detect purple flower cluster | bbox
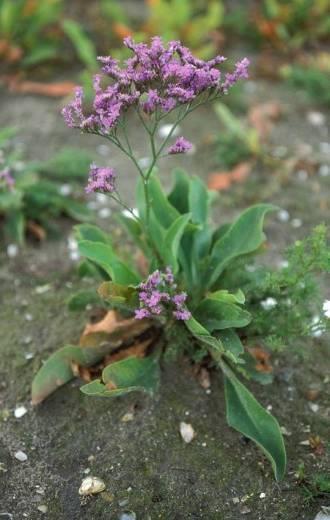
[0,167,15,190]
[135,267,191,321]
[168,137,192,155]
[85,164,116,194]
[62,36,249,134]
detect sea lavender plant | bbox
[33,37,294,481]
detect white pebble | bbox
[58,184,72,196]
[24,313,33,321]
[158,124,180,139]
[277,209,290,222]
[291,218,302,228]
[69,251,80,262]
[307,111,325,127]
[7,244,18,258]
[319,164,330,177]
[14,406,27,419]
[297,169,308,181]
[78,476,106,496]
[179,422,196,443]
[259,492,266,499]
[260,297,277,311]
[96,193,108,204]
[319,142,330,154]
[308,403,319,413]
[323,300,330,318]
[37,505,48,514]
[98,207,111,219]
[138,156,152,169]
[14,450,27,462]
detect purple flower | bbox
[168,137,192,155]
[85,164,116,194]
[62,37,249,135]
[0,167,15,189]
[135,267,191,321]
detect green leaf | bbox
[61,199,92,222]
[37,147,93,180]
[75,223,112,246]
[221,362,286,481]
[209,289,245,305]
[116,213,149,254]
[168,168,190,214]
[162,213,191,273]
[31,344,108,405]
[81,355,160,397]
[185,316,224,353]
[78,240,140,285]
[195,298,251,332]
[98,281,137,308]
[217,329,244,362]
[205,204,277,288]
[4,210,25,244]
[0,190,23,211]
[148,176,180,228]
[188,175,209,224]
[67,289,103,311]
[62,19,97,70]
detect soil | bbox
[0,69,329,519]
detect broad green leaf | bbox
[81,355,160,397]
[168,168,190,214]
[216,329,244,363]
[221,362,286,481]
[98,281,137,307]
[74,223,112,246]
[162,213,191,272]
[185,316,224,353]
[205,204,277,288]
[195,298,251,332]
[31,344,109,405]
[78,240,140,285]
[102,355,160,395]
[61,199,92,222]
[148,176,180,228]
[188,176,209,224]
[67,289,104,311]
[117,213,149,254]
[209,289,245,305]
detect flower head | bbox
[135,267,191,321]
[62,37,249,134]
[168,137,192,155]
[85,164,116,194]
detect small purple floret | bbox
[135,267,191,321]
[168,137,192,155]
[0,167,15,189]
[85,164,116,194]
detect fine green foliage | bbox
[281,64,330,106]
[0,132,93,244]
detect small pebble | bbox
[14,450,27,462]
[307,111,325,127]
[297,169,308,181]
[259,492,266,499]
[319,164,330,177]
[96,193,108,204]
[79,476,106,496]
[98,207,112,219]
[24,313,33,321]
[14,406,27,419]
[260,297,277,311]
[7,244,18,258]
[58,184,72,196]
[37,505,48,514]
[277,209,290,222]
[22,336,32,345]
[232,497,240,504]
[138,157,152,169]
[24,353,34,361]
[119,512,136,520]
[35,284,51,295]
[121,412,134,422]
[319,142,330,154]
[308,403,320,413]
[291,218,302,228]
[314,507,330,520]
[179,422,196,443]
[158,123,180,139]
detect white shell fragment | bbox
[14,450,28,462]
[78,476,106,496]
[179,422,196,443]
[314,507,330,520]
[14,406,27,419]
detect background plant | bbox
[0,130,93,244]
